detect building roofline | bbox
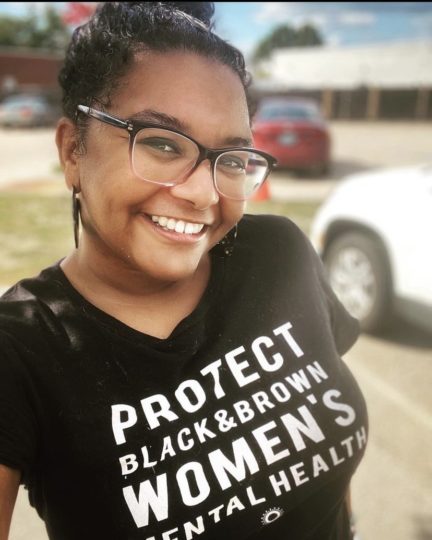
[253,38,432,90]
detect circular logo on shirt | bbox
[261,507,284,525]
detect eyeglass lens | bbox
[131,128,268,200]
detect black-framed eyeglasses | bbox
[77,105,277,201]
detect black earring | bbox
[72,187,81,248]
[218,225,238,257]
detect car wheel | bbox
[323,231,393,333]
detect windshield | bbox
[258,103,321,121]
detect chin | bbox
[122,230,216,283]
[136,252,207,284]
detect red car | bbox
[252,97,331,176]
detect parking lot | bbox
[269,120,432,202]
[2,121,432,540]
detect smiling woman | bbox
[0,3,367,540]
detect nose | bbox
[169,159,219,209]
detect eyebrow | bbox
[129,109,185,130]
[129,109,253,147]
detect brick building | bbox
[0,47,64,101]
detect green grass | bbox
[0,191,319,286]
[0,192,73,285]
[246,200,320,235]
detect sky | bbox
[214,2,432,58]
[0,1,432,59]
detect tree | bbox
[252,23,323,63]
[295,24,323,47]
[0,4,71,52]
[0,16,31,47]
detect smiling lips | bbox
[150,215,206,235]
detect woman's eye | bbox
[157,143,177,153]
[219,156,246,171]
[140,138,180,154]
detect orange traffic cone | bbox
[251,180,271,202]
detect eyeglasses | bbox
[77,105,277,201]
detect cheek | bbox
[79,128,131,186]
[77,162,128,233]
[220,200,246,228]
[78,148,131,208]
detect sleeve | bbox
[316,252,360,356]
[320,270,360,356]
[0,331,39,480]
[263,214,360,357]
[302,230,360,356]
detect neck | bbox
[60,246,212,338]
[60,243,211,305]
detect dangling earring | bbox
[218,225,238,257]
[72,187,81,248]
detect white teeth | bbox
[166,218,176,231]
[174,220,186,233]
[185,223,195,234]
[150,215,205,235]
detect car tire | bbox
[323,231,393,333]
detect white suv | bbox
[310,164,432,333]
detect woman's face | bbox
[69,51,252,284]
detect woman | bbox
[0,3,367,539]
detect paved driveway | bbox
[0,127,61,189]
[269,120,432,201]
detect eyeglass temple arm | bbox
[77,105,129,130]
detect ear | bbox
[55,117,81,192]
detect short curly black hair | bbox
[58,1,253,130]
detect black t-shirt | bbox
[0,214,367,540]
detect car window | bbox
[257,104,321,121]
[1,96,47,107]
[1,101,44,111]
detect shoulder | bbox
[239,213,300,234]
[237,213,317,263]
[0,262,64,335]
[236,214,360,353]
[238,213,308,245]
